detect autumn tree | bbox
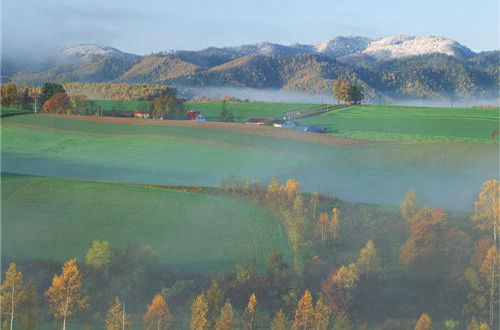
[1,83,19,106]
[310,191,320,219]
[43,92,71,114]
[106,297,131,330]
[215,300,233,330]
[479,246,499,326]
[45,259,87,330]
[144,293,172,330]
[467,318,491,330]
[356,240,380,277]
[85,240,112,269]
[271,310,288,330]
[415,313,432,330]
[322,264,359,314]
[332,78,364,105]
[19,281,38,330]
[332,312,353,330]
[293,195,304,217]
[293,290,314,330]
[191,294,208,330]
[313,297,330,330]
[206,281,224,328]
[330,208,340,240]
[266,177,282,203]
[285,178,300,202]
[401,189,419,223]
[472,180,499,245]
[245,293,257,330]
[317,213,329,241]
[0,263,25,330]
[40,82,65,104]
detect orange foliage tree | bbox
[43,92,71,114]
[285,178,300,202]
[472,180,500,245]
[292,290,314,330]
[45,259,87,330]
[415,313,432,330]
[144,293,172,330]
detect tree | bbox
[332,78,364,105]
[415,313,432,330]
[472,180,499,245]
[266,252,290,306]
[206,281,224,328]
[0,263,25,330]
[401,190,419,223]
[467,318,491,330]
[330,208,340,240]
[215,300,233,330]
[266,177,282,203]
[285,178,300,201]
[40,83,65,104]
[43,92,71,114]
[271,310,288,330]
[322,264,359,314]
[293,290,314,330]
[106,297,131,330]
[444,319,459,330]
[1,83,19,106]
[191,294,208,330]
[479,246,499,326]
[317,213,329,241]
[151,95,178,119]
[293,195,304,217]
[356,240,380,277]
[313,297,330,330]
[85,240,112,269]
[219,100,234,122]
[310,191,320,219]
[332,312,353,330]
[144,293,172,330]
[245,293,257,330]
[19,281,38,330]
[18,87,32,109]
[45,259,87,330]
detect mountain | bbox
[4,36,498,100]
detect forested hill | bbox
[3,36,499,100]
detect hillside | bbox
[4,35,499,99]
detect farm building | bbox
[246,118,273,125]
[273,119,299,128]
[116,111,150,118]
[185,110,206,122]
[295,125,328,133]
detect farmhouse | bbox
[246,118,273,125]
[272,119,299,128]
[295,125,328,133]
[185,110,206,122]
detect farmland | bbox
[1,114,498,210]
[1,173,291,272]
[299,104,500,143]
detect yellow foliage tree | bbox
[293,290,314,330]
[401,190,419,223]
[105,297,131,330]
[266,177,282,202]
[415,313,432,330]
[45,259,87,330]
[479,246,499,326]
[215,300,233,330]
[144,293,172,330]
[356,240,380,277]
[191,294,208,330]
[472,180,500,244]
[245,293,257,330]
[0,263,25,330]
[85,240,112,269]
[313,297,330,330]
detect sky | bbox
[1,0,499,59]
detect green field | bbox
[1,115,498,210]
[0,106,33,116]
[184,101,322,122]
[1,173,290,272]
[299,105,500,143]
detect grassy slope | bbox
[1,173,291,272]
[184,101,322,122]
[1,115,498,210]
[299,105,500,143]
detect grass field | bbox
[0,106,33,116]
[1,173,291,272]
[184,101,323,122]
[299,105,500,143]
[1,115,498,210]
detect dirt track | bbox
[24,114,379,146]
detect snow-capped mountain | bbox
[316,36,371,57]
[50,44,140,64]
[361,35,474,60]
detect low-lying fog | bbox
[179,85,499,107]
